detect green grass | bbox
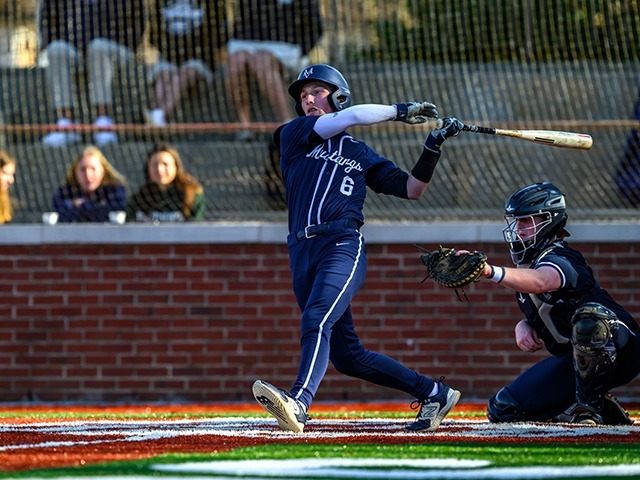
[2,443,640,478]
[0,411,253,421]
[0,408,491,421]
[159,443,640,466]
[2,407,640,479]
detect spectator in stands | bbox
[126,142,204,222]
[52,146,128,223]
[146,0,228,126]
[39,0,147,147]
[0,149,17,224]
[226,0,323,140]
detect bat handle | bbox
[434,119,496,135]
[461,124,496,135]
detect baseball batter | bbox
[252,64,462,433]
[471,182,640,424]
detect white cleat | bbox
[406,376,461,432]
[252,380,309,433]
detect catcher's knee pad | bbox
[487,387,525,423]
[571,313,617,407]
[572,314,612,350]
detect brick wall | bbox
[1,241,639,403]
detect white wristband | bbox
[488,265,505,284]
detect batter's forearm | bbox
[410,145,441,184]
[313,104,397,139]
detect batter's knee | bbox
[487,387,526,423]
[330,352,358,376]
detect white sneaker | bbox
[406,376,461,432]
[145,108,166,126]
[42,118,81,147]
[252,380,309,433]
[93,116,118,146]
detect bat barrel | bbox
[435,119,592,150]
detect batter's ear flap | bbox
[273,124,285,149]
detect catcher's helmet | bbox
[571,302,619,327]
[288,64,352,117]
[502,182,568,265]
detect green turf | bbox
[0,409,490,421]
[0,411,257,421]
[158,442,640,466]
[2,407,639,479]
[2,443,640,478]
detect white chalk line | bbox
[2,418,640,479]
[153,459,640,479]
[0,417,637,453]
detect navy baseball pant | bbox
[286,226,434,409]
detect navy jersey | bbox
[516,241,639,355]
[278,116,409,233]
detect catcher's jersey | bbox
[517,241,639,355]
[277,116,408,233]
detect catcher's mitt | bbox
[416,245,487,300]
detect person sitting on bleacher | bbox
[39,0,147,147]
[0,149,16,224]
[226,0,323,140]
[126,142,204,222]
[52,146,128,222]
[145,0,228,126]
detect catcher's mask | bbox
[571,302,619,328]
[288,64,352,117]
[502,182,569,265]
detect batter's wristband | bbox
[424,131,444,151]
[394,103,408,121]
[411,147,441,183]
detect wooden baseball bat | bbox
[435,119,593,150]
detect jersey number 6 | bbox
[340,176,354,196]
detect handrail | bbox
[0,120,637,135]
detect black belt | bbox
[294,219,360,241]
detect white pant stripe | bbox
[295,232,364,399]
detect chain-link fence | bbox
[0,1,638,222]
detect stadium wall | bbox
[1,222,639,404]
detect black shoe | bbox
[252,380,309,433]
[601,393,633,425]
[406,376,461,432]
[573,408,604,426]
[557,402,604,425]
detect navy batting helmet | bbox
[502,182,569,265]
[288,64,352,117]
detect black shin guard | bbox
[572,315,617,410]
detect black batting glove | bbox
[424,117,464,151]
[394,102,439,124]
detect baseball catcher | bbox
[443,182,640,425]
